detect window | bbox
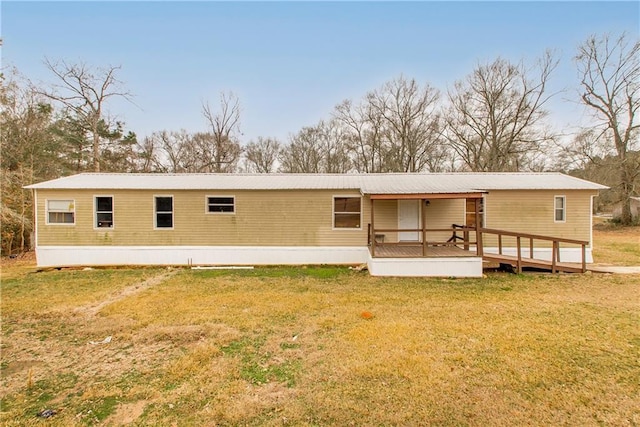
[155,196,173,228]
[334,196,361,229]
[47,200,75,225]
[95,196,113,228]
[207,196,235,213]
[554,196,566,222]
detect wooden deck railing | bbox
[478,227,588,273]
[368,224,479,258]
[368,223,589,273]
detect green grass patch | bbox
[75,395,120,424]
[191,265,353,279]
[222,337,301,387]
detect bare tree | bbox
[278,120,351,173]
[134,135,163,172]
[560,130,640,213]
[137,130,194,172]
[202,92,243,173]
[279,126,324,173]
[316,119,352,173]
[333,98,387,172]
[369,75,443,172]
[576,33,640,224]
[443,53,558,172]
[244,137,281,173]
[38,59,132,172]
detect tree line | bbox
[1,32,638,254]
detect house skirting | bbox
[367,255,483,277]
[482,247,594,263]
[34,246,370,268]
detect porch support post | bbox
[370,198,376,257]
[475,197,483,256]
[421,199,427,257]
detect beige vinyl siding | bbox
[35,188,596,249]
[484,190,595,247]
[425,199,465,243]
[371,200,398,243]
[370,199,464,243]
[36,189,370,247]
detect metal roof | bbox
[25,172,608,193]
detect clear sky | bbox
[2,1,639,144]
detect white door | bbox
[398,200,420,241]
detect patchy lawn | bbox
[1,263,638,426]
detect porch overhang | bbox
[368,191,486,262]
[368,192,485,200]
[369,192,485,200]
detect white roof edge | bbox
[24,172,610,192]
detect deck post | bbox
[581,244,586,273]
[551,241,557,273]
[371,198,376,257]
[475,198,483,256]
[516,236,522,273]
[529,238,534,259]
[422,199,427,257]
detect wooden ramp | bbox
[478,228,588,274]
[368,225,590,274]
[482,253,586,273]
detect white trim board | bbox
[34,245,370,268]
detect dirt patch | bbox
[105,400,148,425]
[224,382,296,422]
[1,270,180,398]
[589,266,640,274]
[137,323,242,347]
[1,359,43,376]
[1,250,36,263]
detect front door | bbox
[398,200,420,241]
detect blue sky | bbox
[2,1,639,144]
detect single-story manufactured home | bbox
[26,172,607,277]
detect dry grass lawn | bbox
[592,225,640,265]
[1,229,639,426]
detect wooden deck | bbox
[368,226,590,274]
[371,244,475,258]
[373,246,585,273]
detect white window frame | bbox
[45,199,75,226]
[332,195,362,230]
[154,195,174,230]
[205,195,236,215]
[94,195,114,229]
[554,195,566,223]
